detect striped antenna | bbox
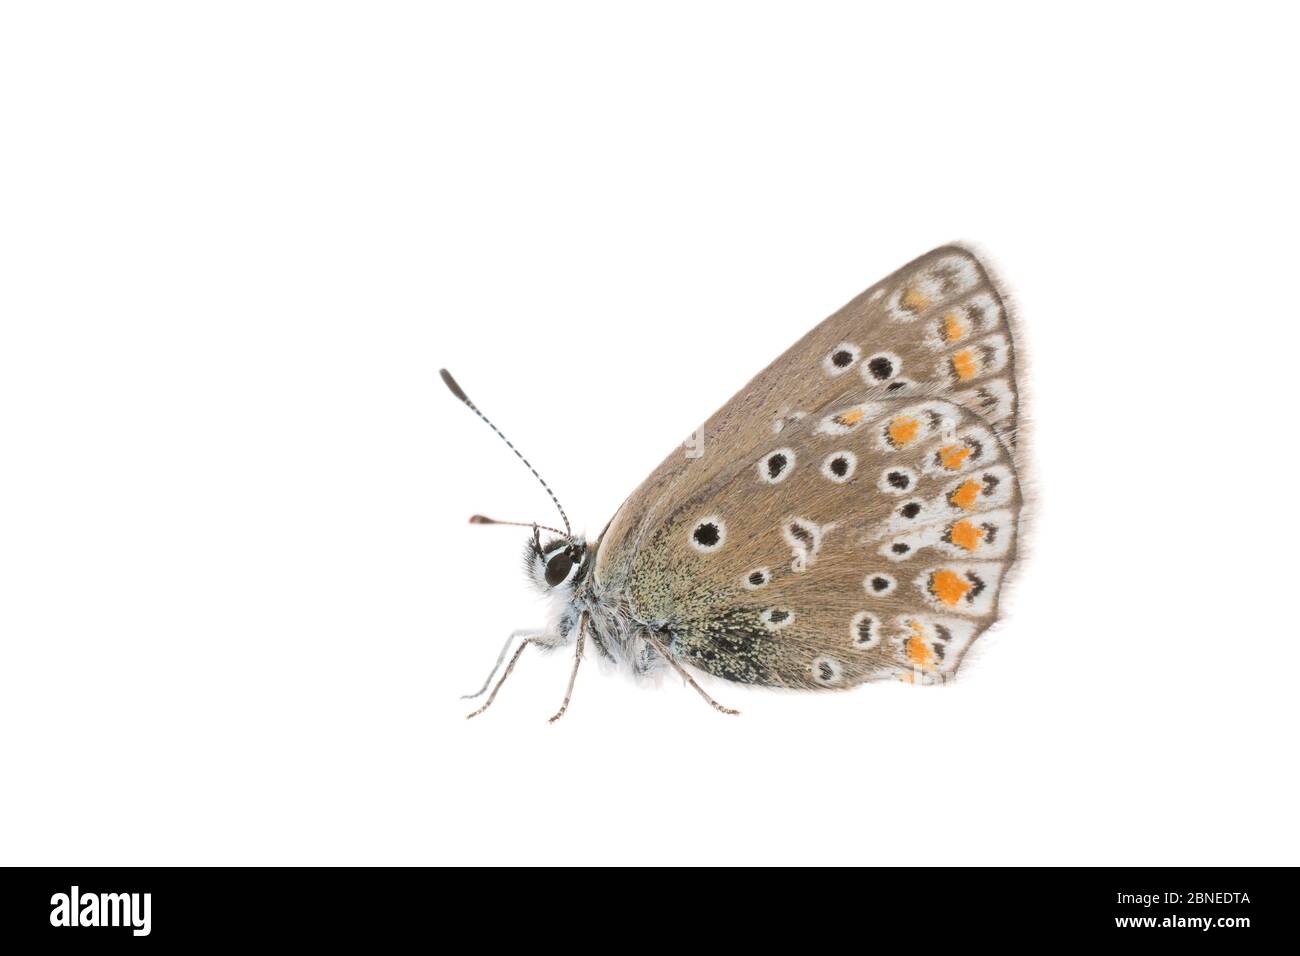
[439,368,572,537]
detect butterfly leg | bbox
[465,636,552,720]
[547,613,588,724]
[461,629,546,699]
[643,633,740,716]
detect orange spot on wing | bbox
[948,519,985,551]
[900,287,931,313]
[951,349,978,381]
[887,416,920,446]
[835,407,865,427]
[941,312,967,342]
[930,569,971,606]
[906,638,934,669]
[949,479,981,509]
[939,444,972,470]
[905,620,934,669]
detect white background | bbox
[2,3,1297,866]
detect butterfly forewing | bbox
[593,246,1022,688]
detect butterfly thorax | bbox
[565,553,668,676]
[521,528,660,675]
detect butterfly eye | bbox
[544,550,575,587]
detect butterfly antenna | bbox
[469,515,567,537]
[439,368,572,537]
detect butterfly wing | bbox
[593,246,1022,687]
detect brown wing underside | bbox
[592,246,1022,688]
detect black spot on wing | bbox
[788,521,814,547]
[693,522,720,547]
[867,356,893,379]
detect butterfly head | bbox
[524,527,588,593]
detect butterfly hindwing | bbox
[618,396,1020,687]
[591,246,1022,688]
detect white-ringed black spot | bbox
[810,655,844,686]
[878,466,917,495]
[863,351,904,385]
[822,342,861,376]
[900,501,922,519]
[862,351,901,384]
[761,607,795,630]
[690,516,726,552]
[820,450,857,483]
[758,447,796,484]
[782,515,826,572]
[864,573,896,595]
[787,521,813,547]
[743,567,771,590]
[850,611,880,647]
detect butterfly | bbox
[443,245,1023,720]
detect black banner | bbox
[0,867,1289,945]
